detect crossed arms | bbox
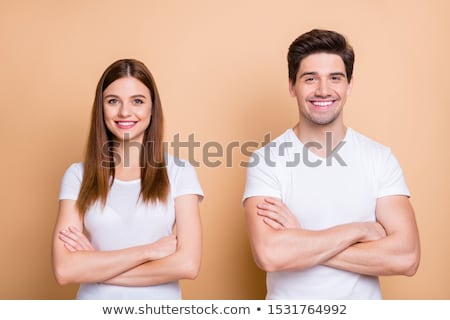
[52,194,202,286]
[244,195,420,276]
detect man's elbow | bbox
[402,250,420,276]
[252,247,287,273]
[54,274,68,286]
[254,255,276,272]
[393,249,420,277]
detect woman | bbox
[52,59,203,299]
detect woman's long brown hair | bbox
[76,59,169,215]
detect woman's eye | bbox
[107,98,118,104]
[133,99,144,104]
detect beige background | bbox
[0,0,449,299]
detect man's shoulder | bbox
[253,129,294,155]
[348,128,391,154]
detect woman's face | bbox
[102,77,152,143]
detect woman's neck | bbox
[114,140,142,172]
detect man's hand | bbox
[257,198,301,230]
[360,221,387,242]
[256,198,386,243]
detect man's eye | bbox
[305,77,316,83]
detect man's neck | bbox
[293,121,347,158]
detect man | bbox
[243,29,420,299]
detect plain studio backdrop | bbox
[0,0,449,299]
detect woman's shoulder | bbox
[165,153,194,170]
[165,154,203,198]
[59,162,84,199]
[165,153,200,183]
[62,162,84,179]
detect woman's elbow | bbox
[53,258,82,285]
[184,267,200,280]
[180,256,201,280]
[53,266,73,286]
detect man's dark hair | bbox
[288,29,354,84]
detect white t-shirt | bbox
[59,154,204,300]
[243,128,410,299]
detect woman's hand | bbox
[59,225,177,261]
[59,225,95,252]
[145,235,177,261]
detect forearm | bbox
[54,244,149,285]
[255,222,369,272]
[104,249,200,286]
[324,196,421,277]
[323,235,420,276]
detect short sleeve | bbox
[59,163,83,200]
[242,149,282,204]
[172,161,204,200]
[377,150,410,198]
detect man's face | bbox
[289,53,352,127]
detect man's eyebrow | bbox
[299,71,318,78]
[298,71,347,78]
[330,72,346,77]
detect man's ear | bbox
[347,76,354,95]
[288,79,296,97]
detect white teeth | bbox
[117,122,135,125]
[312,101,333,107]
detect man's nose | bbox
[315,79,331,96]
